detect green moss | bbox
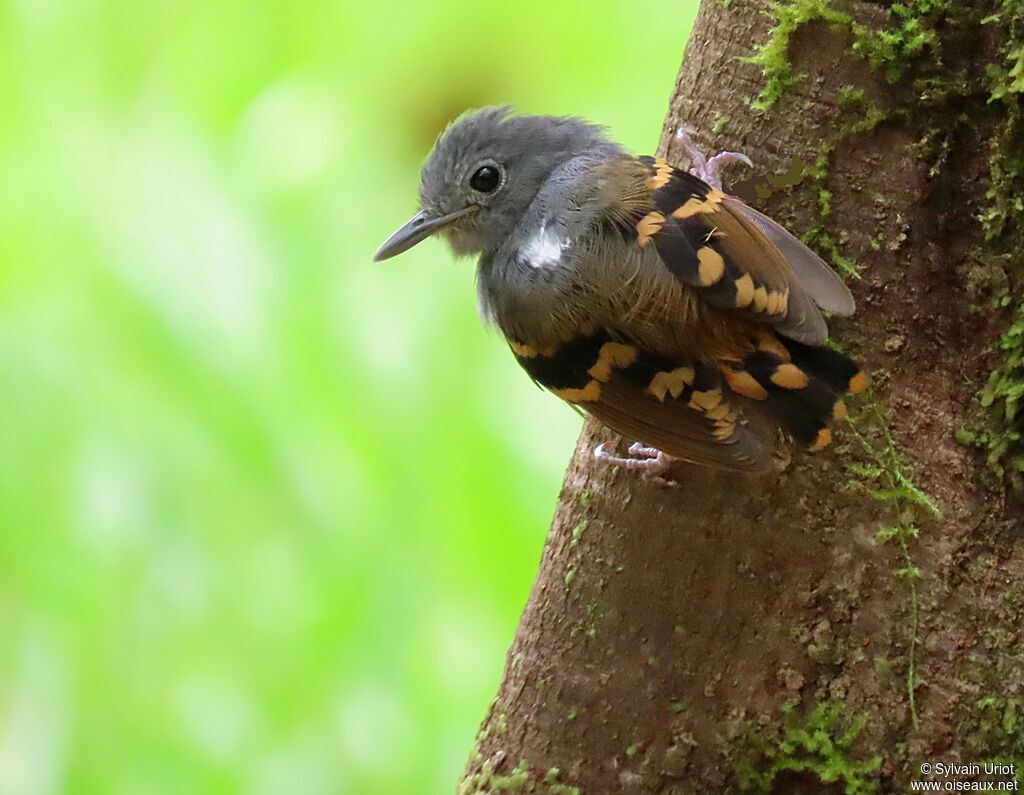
[734,702,881,793]
[566,705,578,720]
[747,0,952,112]
[543,767,580,795]
[800,86,887,279]
[981,0,1024,243]
[569,520,588,547]
[958,302,1024,490]
[960,696,1024,784]
[461,759,583,794]
[458,759,531,795]
[744,0,855,112]
[954,0,1024,488]
[850,1,946,84]
[846,399,941,730]
[492,760,531,792]
[564,568,576,587]
[582,600,605,638]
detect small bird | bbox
[375,107,864,473]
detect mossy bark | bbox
[461,0,1024,792]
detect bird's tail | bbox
[718,336,865,451]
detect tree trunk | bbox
[461,1,1024,792]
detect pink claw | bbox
[593,442,673,476]
[675,128,753,190]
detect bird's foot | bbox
[675,127,753,191]
[593,441,673,476]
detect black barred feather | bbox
[739,350,839,447]
[506,332,773,472]
[783,339,864,395]
[637,158,852,346]
[513,334,608,392]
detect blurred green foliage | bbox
[0,1,697,792]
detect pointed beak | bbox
[373,205,479,262]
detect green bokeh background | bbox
[0,2,699,792]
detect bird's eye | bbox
[470,165,501,193]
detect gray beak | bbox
[373,206,478,261]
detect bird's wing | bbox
[508,333,771,472]
[630,156,855,345]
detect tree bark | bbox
[461,1,1024,792]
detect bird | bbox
[374,106,864,474]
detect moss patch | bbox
[959,695,1024,784]
[460,757,584,794]
[744,0,856,112]
[955,0,1024,489]
[734,702,882,793]
[747,0,950,113]
[958,305,1024,490]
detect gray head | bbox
[374,106,618,261]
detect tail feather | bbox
[719,336,864,451]
[783,338,864,396]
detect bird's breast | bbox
[477,234,587,345]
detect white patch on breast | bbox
[520,223,569,269]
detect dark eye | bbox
[470,165,501,193]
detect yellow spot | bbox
[755,333,790,360]
[697,247,725,286]
[646,157,673,190]
[672,196,714,219]
[509,340,558,357]
[770,363,809,389]
[848,372,867,394]
[713,421,736,440]
[832,400,848,421]
[588,343,637,381]
[689,388,722,411]
[646,367,695,401]
[766,290,788,315]
[752,286,769,312]
[636,211,665,247]
[509,340,538,357]
[734,273,755,307]
[721,366,767,400]
[809,428,832,451]
[554,381,601,402]
[705,402,732,420]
